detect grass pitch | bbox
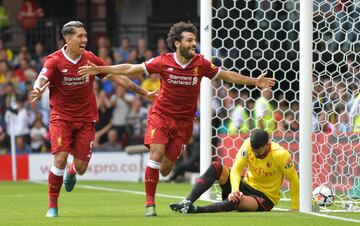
[0,181,359,226]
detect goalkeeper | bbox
[170,129,299,213]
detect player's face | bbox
[66,27,88,56]
[252,141,270,158]
[178,32,197,60]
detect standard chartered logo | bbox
[62,76,89,86]
[167,74,198,86]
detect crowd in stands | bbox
[0,35,358,157]
[0,35,166,154]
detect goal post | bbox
[199,0,213,201]
[200,0,360,212]
[299,0,313,212]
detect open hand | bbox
[31,82,50,103]
[78,61,100,77]
[255,71,276,89]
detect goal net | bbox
[207,0,360,211]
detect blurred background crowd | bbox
[0,0,359,182]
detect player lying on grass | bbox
[170,129,299,213]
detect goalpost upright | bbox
[299,0,313,212]
[199,0,213,200]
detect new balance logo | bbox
[167,67,174,71]
[61,69,68,73]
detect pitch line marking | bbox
[31,181,360,223]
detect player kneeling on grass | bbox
[170,129,299,213]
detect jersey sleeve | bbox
[278,150,300,210]
[141,55,162,77]
[201,56,221,80]
[89,52,109,79]
[39,56,57,81]
[230,139,249,192]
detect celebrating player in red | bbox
[78,21,276,217]
[31,21,157,218]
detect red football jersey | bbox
[39,46,108,122]
[142,53,221,120]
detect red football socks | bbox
[144,160,160,207]
[48,171,63,208]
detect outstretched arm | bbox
[31,76,49,103]
[79,61,145,77]
[218,70,276,89]
[107,75,158,102]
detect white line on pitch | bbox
[31,181,360,223]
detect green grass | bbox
[0,181,359,226]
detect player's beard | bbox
[179,45,194,60]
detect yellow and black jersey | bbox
[230,138,299,210]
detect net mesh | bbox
[209,0,360,211]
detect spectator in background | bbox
[96,36,111,53]
[110,85,133,148]
[0,82,16,116]
[96,37,114,95]
[4,94,33,144]
[332,110,352,133]
[29,93,49,127]
[15,59,37,82]
[274,99,288,132]
[313,111,332,133]
[254,88,276,132]
[15,135,31,153]
[0,1,10,42]
[137,37,148,63]
[98,46,111,63]
[153,37,167,56]
[0,40,13,62]
[12,45,31,68]
[30,42,46,73]
[99,129,122,151]
[113,36,130,63]
[229,98,250,134]
[94,81,113,146]
[127,96,147,144]
[30,118,48,152]
[0,125,10,154]
[141,74,160,92]
[144,49,154,61]
[0,60,13,85]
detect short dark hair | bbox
[250,129,269,149]
[62,21,85,38]
[167,21,198,51]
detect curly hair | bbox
[166,21,198,51]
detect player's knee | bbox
[149,150,163,162]
[53,158,67,169]
[74,165,87,175]
[160,167,171,176]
